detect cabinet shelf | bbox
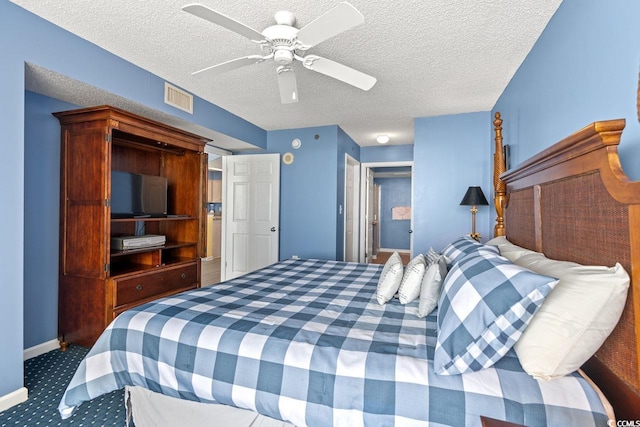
[110,241,196,257]
[111,216,196,223]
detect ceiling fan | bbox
[182,2,377,104]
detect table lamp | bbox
[460,186,489,241]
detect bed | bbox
[58,114,640,426]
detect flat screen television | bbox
[111,171,168,218]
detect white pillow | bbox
[513,253,630,380]
[375,252,404,305]
[425,247,440,264]
[485,236,539,262]
[417,256,448,317]
[397,254,426,304]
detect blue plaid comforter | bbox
[59,259,608,426]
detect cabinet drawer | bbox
[114,264,198,307]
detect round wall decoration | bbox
[283,152,294,165]
[292,138,302,149]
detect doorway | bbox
[201,145,230,286]
[359,161,413,264]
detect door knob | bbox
[271,227,277,232]
[408,229,413,233]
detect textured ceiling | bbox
[11,0,562,149]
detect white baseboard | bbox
[23,339,59,361]
[379,248,411,254]
[0,387,28,412]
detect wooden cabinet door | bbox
[60,125,110,279]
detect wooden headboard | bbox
[491,113,640,419]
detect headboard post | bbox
[493,112,506,237]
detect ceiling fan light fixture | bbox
[277,65,298,104]
[274,49,293,65]
[376,135,390,144]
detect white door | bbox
[344,155,360,262]
[222,154,280,280]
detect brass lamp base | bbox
[469,205,481,241]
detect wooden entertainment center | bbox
[54,105,209,348]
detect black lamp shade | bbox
[460,186,489,206]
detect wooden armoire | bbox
[54,105,209,347]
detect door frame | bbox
[343,154,360,262]
[359,161,414,263]
[204,145,229,263]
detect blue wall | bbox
[23,92,79,348]
[413,112,492,253]
[266,126,340,260]
[360,144,413,163]
[375,177,411,250]
[494,0,640,179]
[208,171,222,180]
[0,1,26,397]
[265,126,361,261]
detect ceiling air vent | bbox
[164,82,193,114]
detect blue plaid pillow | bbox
[441,236,499,265]
[434,251,558,375]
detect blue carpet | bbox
[0,345,127,426]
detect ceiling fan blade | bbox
[295,2,364,49]
[192,55,266,77]
[277,66,298,104]
[182,4,266,43]
[302,55,376,91]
